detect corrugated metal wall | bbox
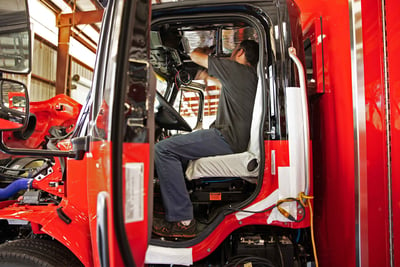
[11,36,95,102]
[71,59,93,82]
[30,38,57,101]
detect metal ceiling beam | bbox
[55,25,72,95]
[55,10,103,95]
[40,0,102,45]
[62,0,102,32]
[71,29,98,53]
[57,10,104,28]
[39,0,62,13]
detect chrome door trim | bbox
[97,191,110,267]
[349,1,369,266]
[381,0,394,264]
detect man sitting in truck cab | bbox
[153,40,259,238]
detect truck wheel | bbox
[0,239,83,267]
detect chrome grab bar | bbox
[288,47,311,195]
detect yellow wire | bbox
[299,192,318,267]
[275,193,318,266]
[154,72,166,82]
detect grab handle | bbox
[288,47,310,195]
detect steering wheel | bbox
[155,91,192,132]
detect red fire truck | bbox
[0,0,398,266]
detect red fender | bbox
[0,199,93,267]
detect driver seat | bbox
[185,77,263,183]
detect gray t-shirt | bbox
[208,56,258,153]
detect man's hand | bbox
[190,47,210,68]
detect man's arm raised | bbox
[190,47,210,68]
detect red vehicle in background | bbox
[0,0,398,266]
[2,94,81,150]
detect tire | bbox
[0,239,83,267]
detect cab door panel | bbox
[86,0,152,266]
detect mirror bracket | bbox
[71,136,91,160]
[0,132,77,158]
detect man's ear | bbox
[237,48,245,57]
[236,48,248,64]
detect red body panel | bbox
[0,119,23,130]
[86,141,151,267]
[361,0,390,265]
[296,0,397,265]
[295,0,356,266]
[123,143,151,267]
[31,157,65,197]
[85,141,119,267]
[0,200,92,266]
[191,140,311,262]
[302,18,330,94]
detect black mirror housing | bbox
[0,0,32,74]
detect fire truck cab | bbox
[0,0,315,266]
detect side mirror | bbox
[0,0,32,74]
[0,78,77,159]
[0,78,29,131]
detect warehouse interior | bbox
[4,0,102,103]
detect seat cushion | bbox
[185,151,259,182]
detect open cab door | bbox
[0,0,154,265]
[80,0,154,266]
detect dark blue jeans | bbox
[154,128,233,222]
